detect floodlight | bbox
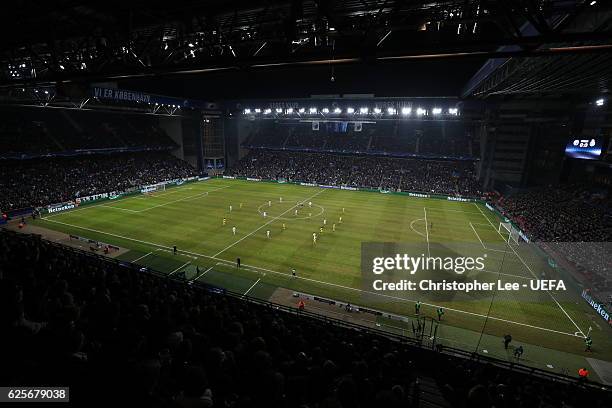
[416,108,426,115]
[309,107,317,114]
[374,107,382,114]
[347,107,355,114]
[387,107,396,115]
[448,108,458,115]
[286,108,293,114]
[595,98,604,106]
[359,107,368,114]
[401,107,411,115]
[432,107,442,115]
[322,108,329,113]
[254,108,261,113]
[244,109,251,114]
[276,108,283,113]
[264,108,272,114]
[334,107,342,114]
[299,108,305,113]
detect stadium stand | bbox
[0,106,177,156]
[495,185,612,242]
[494,185,612,302]
[229,150,482,197]
[0,152,197,213]
[1,230,610,407]
[242,121,478,159]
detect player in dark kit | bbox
[236,257,241,268]
[514,345,524,360]
[173,245,177,255]
[504,334,512,350]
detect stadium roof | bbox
[1,1,611,99]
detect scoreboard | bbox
[565,137,603,160]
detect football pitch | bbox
[33,178,612,379]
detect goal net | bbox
[141,182,166,195]
[498,222,521,246]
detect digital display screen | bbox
[565,138,602,160]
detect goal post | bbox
[141,182,166,195]
[498,222,520,246]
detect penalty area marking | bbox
[43,184,231,219]
[473,203,586,338]
[40,216,582,339]
[469,222,507,253]
[409,218,426,238]
[257,201,325,220]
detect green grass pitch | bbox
[33,178,612,380]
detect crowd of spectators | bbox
[0,106,177,156]
[229,150,482,197]
[243,121,477,159]
[495,185,612,299]
[495,184,612,242]
[0,152,197,212]
[2,230,609,407]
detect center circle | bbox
[257,201,325,220]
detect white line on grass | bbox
[473,203,586,338]
[409,218,426,238]
[212,188,325,258]
[43,184,231,219]
[470,222,486,249]
[132,251,153,262]
[468,222,507,253]
[138,185,231,212]
[191,265,216,281]
[425,207,482,215]
[471,222,495,227]
[212,259,580,337]
[100,205,140,213]
[168,261,191,276]
[423,207,431,257]
[242,278,261,297]
[40,216,581,338]
[146,187,194,198]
